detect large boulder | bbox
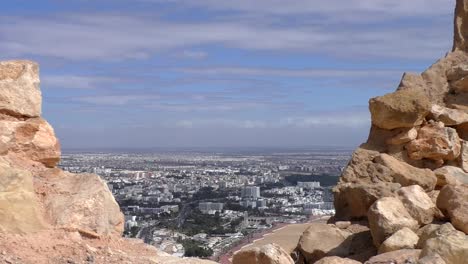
[397,185,437,225]
[367,197,419,247]
[374,154,437,191]
[334,182,400,220]
[296,224,351,263]
[232,244,294,264]
[406,122,461,162]
[369,89,430,130]
[365,249,421,264]
[378,227,419,254]
[420,224,468,264]
[436,184,468,234]
[42,170,124,236]
[0,118,60,167]
[0,60,41,118]
[433,166,468,187]
[430,104,468,126]
[0,160,46,233]
[418,254,447,264]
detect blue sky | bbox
[0,0,455,148]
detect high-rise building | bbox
[241,186,261,199]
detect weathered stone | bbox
[0,60,41,118]
[460,140,468,172]
[365,249,421,264]
[418,253,446,264]
[430,104,468,125]
[369,89,430,130]
[420,224,468,264]
[0,118,60,167]
[367,197,419,247]
[232,243,294,264]
[417,224,443,249]
[433,166,468,187]
[334,221,352,229]
[454,0,468,51]
[374,154,437,191]
[378,227,419,254]
[406,122,461,161]
[436,184,468,234]
[0,160,46,233]
[334,182,400,220]
[386,128,418,145]
[43,170,124,236]
[297,224,351,263]
[397,185,437,225]
[314,256,361,264]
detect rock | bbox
[0,118,61,167]
[433,166,468,187]
[417,224,443,249]
[334,221,352,229]
[0,161,46,233]
[406,122,461,162]
[378,227,419,254]
[0,60,41,118]
[420,224,468,264]
[334,182,400,220]
[296,224,351,263]
[367,197,419,247]
[460,141,468,172]
[386,128,418,145]
[314,256,361,264]
[436,184,468,234]
[232,243,294,264]
[369,89,430,130]
[397,185,437,225]
[43,171,124,236]
[374,154,437,191]
[417,253,446,264]
[430,104,468,125]
[365,249,421,264]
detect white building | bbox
[241,186,261,199]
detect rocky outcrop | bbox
[0,60,216,264]
[419,223,468,264]
[232,244,294,264]
[365,249,421,264]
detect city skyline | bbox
[0,0,455,148]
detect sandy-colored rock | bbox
[0,118,60,167]
[418,253,446,264]
[314,256,361,264]
[378,227,419,254]
[406,122,461,162]
[374,154,437,191]
[367,197,419,247]
[232,243,294,264]
[334,182,400,220]
[433,166,468,187]
[334,221,352,229]
[365,249,421,264]
[43,170,124,236]
[430,104,468,125]
[386,128,418,146]
[417,224,443,249]
[460,140,468,172]
[397,185,437,225]
[420,224,468,264]
[0,60,41,118]
[369,89,430,130]
[0,160,46,233]
[436,184,468,234]
[297,224,351,263]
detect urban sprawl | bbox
[60,149,351,261]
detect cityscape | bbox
[59,148,351,261]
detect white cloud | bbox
[42,75,118,89]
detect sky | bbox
[0,0,456,149]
